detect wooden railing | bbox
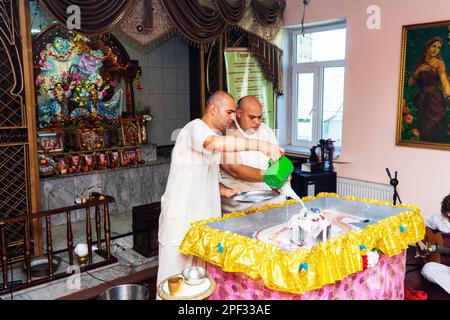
[0,195,118,293]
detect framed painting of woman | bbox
[397,20,450,150]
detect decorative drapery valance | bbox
[161,0,284,93]
[38,0,285,93]
[161,0,227,44]
[250,0,285,27]
[38,0,138,35]
[161,0,284,47]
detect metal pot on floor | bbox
[97,284,149,300]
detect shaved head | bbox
[203,90,237,133]
[236,95,263,132]
[206,90,235,111]
[238,95,262,112]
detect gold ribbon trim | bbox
[180,193,425,294]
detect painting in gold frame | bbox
[120,148,141,165]
[77,128,105,150]
[121,118,141,146]
[37,130,64,153]
[396,20,450,151]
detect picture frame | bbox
[121,118,141,146]
[77,128,105,150]
[108,150,120,168]
[54,156,69,175]
[37,131,64,153]
[97,152,109,169]
[397,20,450,150]
[84,154,94,168]
[69,155,83,173]
[38,154,56,176]
[120,148,141,165]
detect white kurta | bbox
[157,119,221,292]
[424,214,450,233]
[421,214,450,294]
[220,122,300,213]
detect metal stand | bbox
[386,168,402,205]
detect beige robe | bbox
[157,119,221,293]
[220,122,300,213]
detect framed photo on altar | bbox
[77,128,105,150]
[397,20,450,151]
[54,156,69,175]
[69,155,83,173]
[120,148,141,165]
[97,152,109,169]
[121,119,141,146]
[108,150,120,168]
[37,131,63,153]
[84,154,94,168]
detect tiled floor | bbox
[0,211,160,300]
[49,210,134,252]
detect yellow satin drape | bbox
[180,193,425,294]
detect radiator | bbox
[337,177,393,202]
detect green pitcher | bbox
[263,156,294,189]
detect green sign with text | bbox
[224,48,275,128]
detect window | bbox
[291,23,346,150]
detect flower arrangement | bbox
[137,106,153,124]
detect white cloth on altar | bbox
[220,122,300,213]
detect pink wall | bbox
[284,0,450,216]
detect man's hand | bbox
[264,142,285,163]
[224,187,241,199]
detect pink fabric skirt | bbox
[208,251,406,300]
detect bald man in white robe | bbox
[220,95,300,213]
[156,91,284,297]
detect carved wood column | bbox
[18,0,42,255]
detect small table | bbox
[157,275,216,300]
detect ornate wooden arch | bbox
[32,24,141,117]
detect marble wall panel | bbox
[140,143,157,162]
[152,164,170,202]
[40,163,170,226]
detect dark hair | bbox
[415,36,444,70]
[442,194,450,216]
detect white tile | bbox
[176,94,190,120]
[147,94,164,116]
[164,119,181,145]
[176,43,189,70]
[163,94,177,120]
[148,67,163,95]
[176,68,190,94]
[177,119,189,129]
[162,68,177,94]
[162,42,177,68]
[147,120,165,145]
[147,46,163,67]
[148,95,164,119]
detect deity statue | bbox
[52,82,69,115]
[88,83,100,114]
